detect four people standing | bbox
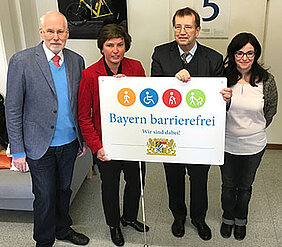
[4,6,278,247]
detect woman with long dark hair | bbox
[220,32,278,240]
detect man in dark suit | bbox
[5,11,89,247]
[151,7,232,241]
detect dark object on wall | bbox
[58,0,127,39]
[0,94,9,150]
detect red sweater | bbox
[78,57,145,154]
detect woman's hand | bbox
[220,88,232,102]
[175,69,191,83]
[97,148,111,162]
[77,142,87,157]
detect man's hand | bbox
[13,156,27,172]
[77,142,87,157]
[220,88,232,102]
[97,148,111,162]
[175,69,191,83]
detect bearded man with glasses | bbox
[5,11,89,247]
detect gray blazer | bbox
[5,42,85,160]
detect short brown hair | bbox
[97,24,132,53]
[172,7,201,28]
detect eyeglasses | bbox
[43,29,67,38]
[234,50,255,59]
[174,25,195,33]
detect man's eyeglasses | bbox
[174,25,195,33]
[234,51,255,59]
[43,29,67,38]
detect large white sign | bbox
[194,0,230,38]
[99,77,226,165]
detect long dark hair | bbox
[224,32,269,87]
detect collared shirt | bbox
[178,42,198,64]
[12,43,68,159]
[42,42,64,66]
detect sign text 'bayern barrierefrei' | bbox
[99,77,226,165]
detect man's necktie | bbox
[181,53,189,65]
[52,55,60,67]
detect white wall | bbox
[2,0,269,74]
[0,24,8,96]
[0,1,16,62]
[263,0,282,144]
[0,0,16,96]
[1,0,281,143]
[7,0,26,52]
[35,0,171,71]
[20,0,41,48]
[126,0,170,74]
[169,0,267,58]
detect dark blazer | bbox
[5,42,85,159]
[151,40,223,77]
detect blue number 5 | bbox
[202,0,219,22]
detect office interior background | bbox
[0,0,281,145]
[0,0,281,246]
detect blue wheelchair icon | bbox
[140,88,158,107]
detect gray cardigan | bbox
[263,73,278,127]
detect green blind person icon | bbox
[186,89,206,108]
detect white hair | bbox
[40,11,68,29]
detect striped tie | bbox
[181,53,189,64]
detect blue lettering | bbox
[201,118,205,126]
[117,116,122,124]
[151,114,157,124]
[178,118,184,125]
[129,117,134,124]
[110,113,116,123]
[110,113,147,126]
[196,115,201,125]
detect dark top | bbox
[103,56,122,76]
[151,41,224,77]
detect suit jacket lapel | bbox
[35,43,56,95]
[169,41,183,74]
[195,43,209,76]
[63,49,73,102]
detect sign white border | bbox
[99,77,226,165]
